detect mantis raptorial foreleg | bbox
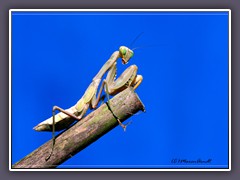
[34,46,143,161]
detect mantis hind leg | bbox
[45,104,89,161]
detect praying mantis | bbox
[33,46,143,161]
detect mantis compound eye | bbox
[119,46,127,56]
[121,47,127,55]
[119,46,134,64]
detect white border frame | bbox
[9,9,231,171]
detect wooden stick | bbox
[12,88,145,169]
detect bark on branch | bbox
[12,87,145,169]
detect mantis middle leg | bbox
[104,63,143,130]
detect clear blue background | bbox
[11,11,229,168]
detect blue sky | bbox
[11,11,229,169]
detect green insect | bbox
[34,46,143,161]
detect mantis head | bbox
[119,46,134,64]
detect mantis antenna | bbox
[129,32,144,49]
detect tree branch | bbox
[12,87,145,169]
